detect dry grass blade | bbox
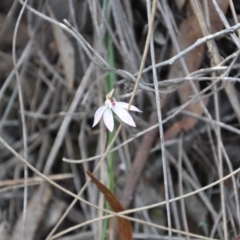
[1,0,240,239]
[0,173,72,188]
[46,3,75,91]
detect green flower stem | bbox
[101,1,115,239]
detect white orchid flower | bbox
[92,89,142,132]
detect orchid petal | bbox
[92,106,107,127]
[112,106,136,127]
[115,102,142,112]
[103,108,114,132]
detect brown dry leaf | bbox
[168,0,229,132]
[168,14,207,132]
[47,5,75,91]
[11,186,52,240]
[87,171,133,240]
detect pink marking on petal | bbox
[110,97,116,107]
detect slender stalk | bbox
[101,0,116,238]
[147,0,172,238]
[12,1,28,239]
